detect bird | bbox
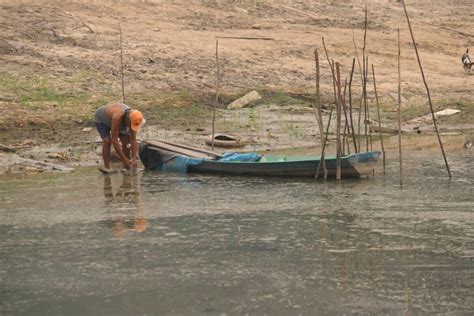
[462,48,472,72]
[463,138,472,150]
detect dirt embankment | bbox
[0,0,473,173]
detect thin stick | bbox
[362,5,368,60]
[397,29,403,187]
[341,78,349,155]
[321,39,340,164]
[362,5,369,152]
[212,39,220,150]
[322,38,337,91]
[366,56,373,151]
[348,58,358,153]
[401,0,451,178]
[417,20,474,38]
[357,95,363,152]
[215,36,275,41]
[315,108,334,179]
[119,24,125,103]
[313,49,327,179]
[335,62,342,180]
[351,27,364,89]
[352,28,364,151]
[371,64,386,174]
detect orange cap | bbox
[130,110,144,132]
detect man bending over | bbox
[94,103,144,172]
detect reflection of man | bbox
[103,173,148,237]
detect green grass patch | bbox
[143,102,211,129]
[434,98,474,127]
[254,88,315,107]
[0,73,90,110]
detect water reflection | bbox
[0,155,473,314]
[103,173,148,237]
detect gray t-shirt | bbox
[94,103,130,134]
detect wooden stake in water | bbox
[335,63,342,180]
[315,108,334,180]
[348,58,358,153]
[362,5,369,152]
[366,56,373,151]
[341,78,350,155]
[212,39,220,150]
[322,37,337,101]
[119,24,125,103]
[371,64,386,174]
[313,49,327,179]
[401,0,451,178]
[352,28,364,152]
[397,29,403,187]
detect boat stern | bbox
[346,151,381,176]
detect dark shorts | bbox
[95,122,130,140]
[94,122,111,139]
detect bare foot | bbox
[98,166,115,174]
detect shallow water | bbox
[1,153,473,315]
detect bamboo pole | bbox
[397,29,403,187]
[313,49,327,179]
[212,39,220,150]
[341,78,350,155]
[371,64,386,174]
[336,62,342,180]
[119,24,125,103]
[366,56,373,151]
[321,37,340,160]
[315,108,334,179]
[362,5,369,152]
[401,0,451,178]
[348,58,358,153]
[352,28,364,152]
[322,38,337,92]
[362,59,369,151]
[357,96,363,151]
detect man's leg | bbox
[102,137,112,169]
[95,122,112,169]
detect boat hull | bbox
[139,142,380,178]
[190,153,377,178]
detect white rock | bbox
[227,91,262,110]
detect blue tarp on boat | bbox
[218,152,261,162]
[160,156,204,173]
[159,152,261,173]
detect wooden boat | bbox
[139,139,380,178]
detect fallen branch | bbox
[278,4,319,20]
[370,125,401,134]
[0,143,32,152]
[417,20,473,38]
[72,21,95,33]
[216,36,275,41]
[17,156,74,172]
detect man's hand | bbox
[131,158,138,169]
[122,159,132,170]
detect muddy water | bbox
[1,153,473,315]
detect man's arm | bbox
[110,112,131,168]
[130,131,139,168]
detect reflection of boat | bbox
[139,139,380,178]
